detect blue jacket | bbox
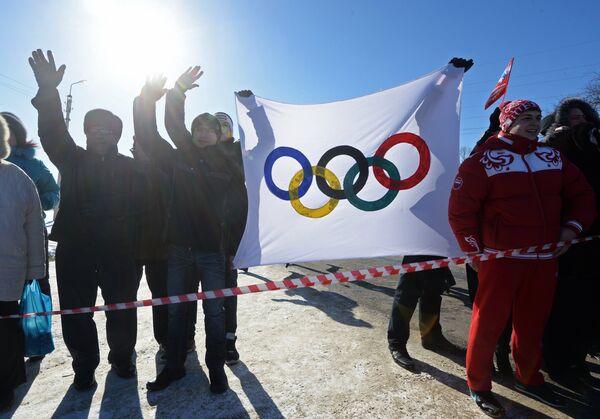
[6,147,60,211]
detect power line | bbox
[467,73,592,95]
[0,73,35,92]
[474,40,600,69]
[464,62,600,87]
[0,80,31,97]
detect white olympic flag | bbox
[233,64,464,268]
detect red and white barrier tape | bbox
[2,235,599,320]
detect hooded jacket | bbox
[0,161,46,300]
[6,147,59,211]
[449,132,596,258]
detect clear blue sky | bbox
[1,0,599,176]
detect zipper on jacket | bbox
[521,152,548,259]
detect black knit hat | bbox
[0,112,27,146]
[191,113,222,138]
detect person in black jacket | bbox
[214,110,248,365]
[543,97,600,392]
[131,138,169,351]
[29,50,145,390]
[135,71,240,394]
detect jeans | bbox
[225,268,238,336]
[166,246,226,372]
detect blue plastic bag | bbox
[20,279,55,357]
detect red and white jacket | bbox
[448,132,596,259]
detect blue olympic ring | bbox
[264,147,313,200]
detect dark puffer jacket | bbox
[32,87,147,251]
[545,121,600,276]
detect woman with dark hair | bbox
[543,97,600,392]
[0,114,46,411]
[1,112,59,299]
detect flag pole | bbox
[499,58,514,106]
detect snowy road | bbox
[2,258,599,418]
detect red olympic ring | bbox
[373,133,431,190]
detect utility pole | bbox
[65,80,85,130]
[54,80,86,220]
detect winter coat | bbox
[138,92,248,255]
[133,161,169,261]
[545,122,600,275]
[0,161,46,300]
[221,140,248,257]
[449,132,596,258]
[137,134,243,254]
[6,146,60,211]
[32,87,147,251]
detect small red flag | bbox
[484,58,514,109]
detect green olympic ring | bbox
[343,156,401,211]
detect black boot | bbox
[421,333,465,355]
[209,367,229,394]
[73,371,97,392]
[469,389,505,418]
[390,346,415,370]
[226,337,240,365]
[146,368,185,392]
[0,390,15,412]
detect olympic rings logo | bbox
[264,132,431,218]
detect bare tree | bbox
[583,72,600,111]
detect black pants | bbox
[135,259,168,346]
[387,256,451,349]
[544,269,599,376]
[225,269,238,336]
[55,241,138,375]
[38,227,51,295]
[0,301,26,395]
[466,264,512,355]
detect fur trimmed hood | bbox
[546,97,600,138]
[0,137,9,160]
[0,116,9,160]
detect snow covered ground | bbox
[2,259,599,418]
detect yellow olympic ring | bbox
[289,166,340,218]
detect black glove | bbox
[488,107,501,132]
[449,57,474,73]
[237,90,253,98]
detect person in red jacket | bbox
[448,100,596,417]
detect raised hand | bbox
[175,66,203,92]
[28,49,66,89]
[237,90,254,98]
[140,74,167,102]
[449,57,474,73]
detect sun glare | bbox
[84,0,186,85]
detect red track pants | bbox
[466,258,558,391]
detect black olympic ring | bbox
[316,145,369,200]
